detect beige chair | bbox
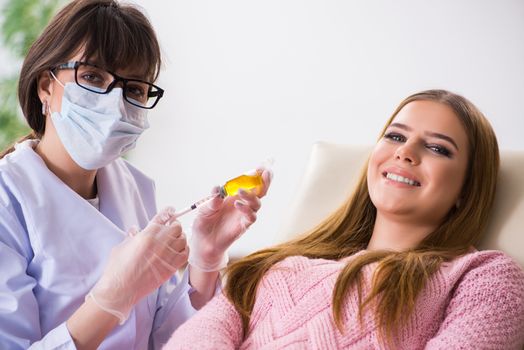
[279,141,524,268]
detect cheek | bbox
[427,160,467,203]
[48,82,65,112]
[366,145,388,193]
[366,151,379,184]
[49,93,63,113]
[367,144,389,174]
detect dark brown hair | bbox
[225,89,499,345]
[2,0,161,157]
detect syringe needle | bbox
[173,192,220,219]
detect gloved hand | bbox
[88,207,189,324]
[189,168,272,272]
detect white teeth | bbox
[386,173,417,186]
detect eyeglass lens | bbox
[75,63,159,108]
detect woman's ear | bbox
[37,70,53,106]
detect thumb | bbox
[150,206,177,226]
[197,187,224,217]
[127,225,140,237]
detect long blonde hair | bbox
[225,90,500,343]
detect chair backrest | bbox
[278,141,524,268]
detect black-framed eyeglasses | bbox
[52,61,164,109]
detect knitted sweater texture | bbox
[165,250,524,349]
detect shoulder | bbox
[0,142,25,175]
[426,251,524,348]
[0,177,32,258]
[0,139,38,167]
[447,250,523,280]
[444,250,524,305]
[0,140,45,198]
[0,145,27,225]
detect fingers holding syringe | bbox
[146,221,189,269]
[145,207,188,250]
[149,206,186,231]
[237,188,262,212]
[154,232,189,265]
[256,167,273,197]
[147,237,189,276]
[150,206,177,225]
[234,190,258,228]
[197,186,225,217]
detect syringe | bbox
[173,170,265,219]
[173,192,220,219]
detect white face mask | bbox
[49,81,149,170]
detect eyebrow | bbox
[388,122,460,151]
[84,59,148,81]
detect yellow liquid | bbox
[222,173,263,196]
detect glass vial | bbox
[220,172,263,197]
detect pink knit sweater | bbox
[165,250,524,349]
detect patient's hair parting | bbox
[225,89,499,345]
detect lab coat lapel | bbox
[97,160,151,233]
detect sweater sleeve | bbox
[425,253,524,350]
[162,292,243,350]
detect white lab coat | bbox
[0,140,196,349]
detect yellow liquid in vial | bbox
[222,173,263,196]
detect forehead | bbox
[69,49,150,80]
[390,100,468,149]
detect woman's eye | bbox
[427,144,451,157]
[384,132,405,142]
[80,72,103,83]
[126,85,146,99]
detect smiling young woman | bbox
[164,89,524,350]
[366,100,470,251]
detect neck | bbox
[35,134,97,199]
[367,213,437,252]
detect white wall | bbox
[127,0,524,257]
[2,0,523,257]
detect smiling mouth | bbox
[383,172,421,187]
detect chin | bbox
[371,191,411,212]
[373,199,417,217]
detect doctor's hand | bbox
[189,168,272,272]
[89,207,188,324]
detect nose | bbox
[394,142,420,165]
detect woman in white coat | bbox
[0,0,271,349]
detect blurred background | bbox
[1,0,523,258]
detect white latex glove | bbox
[189,168,272,272]
[88,207,189,324]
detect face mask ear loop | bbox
[46,70,67,117]
[49,70,65,88]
